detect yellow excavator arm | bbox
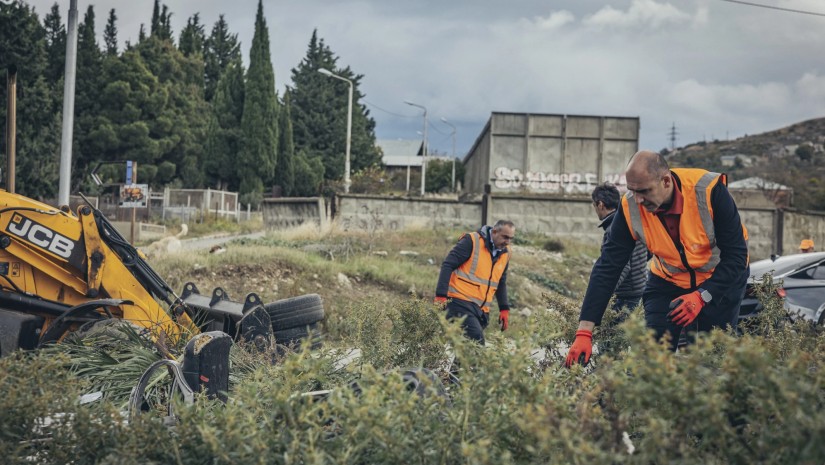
[0,190,191,341]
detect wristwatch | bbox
[697,288,712,304]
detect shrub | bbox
[2,289,824,464]
[543,239,565,252]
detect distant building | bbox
[728,176,793,208]
[463,112,640,195]
[376,139,453,192]
[720,154,756,167]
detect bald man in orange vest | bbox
[566,151,750,366]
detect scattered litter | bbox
[337,273,352,289]
[399,250,419,256]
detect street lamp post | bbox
[441,117,457,192]
[404,100,427,196]
[318,68,353,193]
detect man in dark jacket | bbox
[435,220,514,345]
[566,151,750,367]
[592,183,647,313]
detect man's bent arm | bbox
[435,235,473,297]
[579,203,637,325]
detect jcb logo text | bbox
[7,214,75,259]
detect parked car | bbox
[740,251,825,325]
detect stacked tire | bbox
[264,294,324,351]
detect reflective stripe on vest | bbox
[624,169,722,287]
[447,232,509,311]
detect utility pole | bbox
[668,122,678,151]
[58,0,79,206]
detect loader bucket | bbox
[179,282,272,347]
[182,331,232,402]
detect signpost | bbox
[121,161,140,244]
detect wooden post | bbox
[6,66,17,193]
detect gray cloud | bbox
[24,0,825,156]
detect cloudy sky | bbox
[23,0,825,158]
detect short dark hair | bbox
[591,183,620,210]
[493,220,515,231]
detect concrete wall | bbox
[489,195,602,244]
[782,210,825,255]
[464,112,639,195]
[739,208,777,259]
[261,197,329,230]
[260,194,824,261]
[336,194,481,231]
[464,123,491,194]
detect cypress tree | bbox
[150,0,160,37]
[239,0,278,206]
[204,59,244,190]
[42,3,65,83]
[103,8,118,56]
[275,92,295,196]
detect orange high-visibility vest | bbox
[622,168,749,289]
[447,232,510,313]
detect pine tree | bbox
[203,15,240,102]
[239,0,279,206]
[71,5,105,192]
[275,92,295,196]
[42,3,65,83]
[134,36,208,187]
[138,24,146,43]
[179,13,204,57]
[0,1,60,198]
[289,30,381,184]
[103,8,118,56]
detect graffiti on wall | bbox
[493,167,626,193]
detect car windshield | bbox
[750,252,825,279]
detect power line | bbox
[719,0,825,17]
[428,120,449,136]
[362,99,419,118]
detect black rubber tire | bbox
[274,325,323,350]
[265,294,323,318]
[272,309,325,331]
[273,323,317,341]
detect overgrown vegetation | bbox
[2,229,824,463]
[668,117,825,211]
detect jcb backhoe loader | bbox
[0,189,314,398]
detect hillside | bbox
[149,225,601,340]
[666,117,825,211]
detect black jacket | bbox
[580,175,749,325]
[599,211,647,298]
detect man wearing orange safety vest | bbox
[435,220,515,344]
[566,151,750,367]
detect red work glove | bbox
[564,329,593,368]
[668,291,705,327]
[499,310,509,331]
[434,296,447,306]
